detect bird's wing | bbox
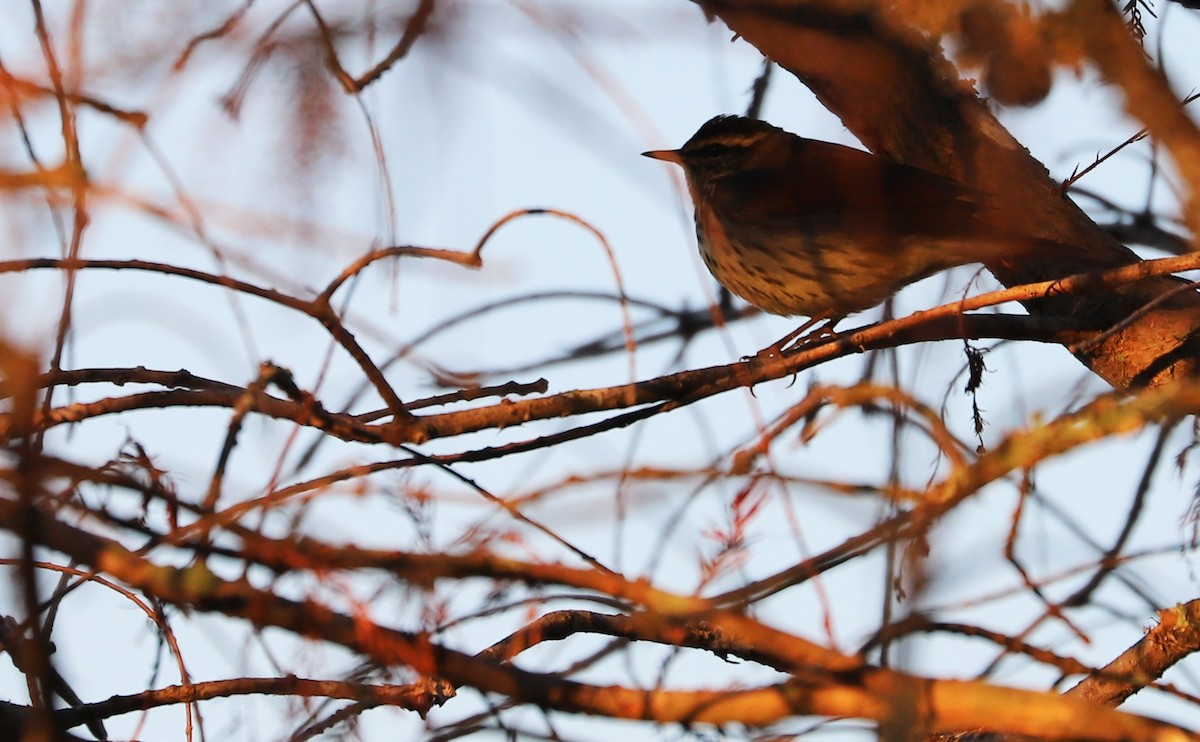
[719,141,992,243]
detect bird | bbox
[643,115,1030,345]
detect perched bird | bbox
[643,115,1027,334]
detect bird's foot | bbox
[752,314,840,358]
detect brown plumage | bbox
[644,115,1020,318]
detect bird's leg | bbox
[756,311,839,357]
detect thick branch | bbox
[0,497,1195,740]
[1068,599,1200,706]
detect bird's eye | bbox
[694,143,725,158]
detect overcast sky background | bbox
[3,2,1200,739]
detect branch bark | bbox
[2,496,1196,741]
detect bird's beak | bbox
[641,149,683,164]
